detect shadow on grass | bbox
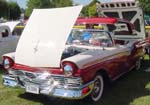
[19,93,87,105]
[0,66,6,75]
[8,60,150,105]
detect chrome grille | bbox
[52,76,82,88]
[52,76,64,86]
[12,70,82,89]
[25,72,36,79]
[64,77,82,87]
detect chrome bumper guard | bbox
[2,73,94,99]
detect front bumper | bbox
[2,73,94,99]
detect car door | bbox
[113,46,131,77]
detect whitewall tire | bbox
[90,74,104,102]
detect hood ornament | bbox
[34,40,40,53]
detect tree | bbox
[50,0,72,8]
[88,4,97,17]
[25,0,51,17]
[0,0,21,20]
[138,0,150,15]
[81,6,89,17]
[81,0,99,17]
[8,2,21,20]
[0,0,8,19]
[25,0,73,17]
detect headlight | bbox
[63,65,73,76]
[3,57,14,69]
[62,62,79,76]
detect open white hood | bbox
[15,6,82,67]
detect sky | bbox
[73,0,93,5]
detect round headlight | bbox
[63,65,73,76]
[3,58,13,69]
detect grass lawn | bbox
[0,59,150,105]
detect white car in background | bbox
[0,21,22,63]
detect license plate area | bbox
[26,84,39,94]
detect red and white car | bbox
[2,6,144,102]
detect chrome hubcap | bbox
[91,75,104,102]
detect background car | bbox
[0,21,23,63]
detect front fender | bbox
[2,52,15,61]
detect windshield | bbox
[67,29,113,47]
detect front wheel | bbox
[90,74,104,102]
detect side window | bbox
[1,29,9,38]
[90,32,113,47]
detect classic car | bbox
[2,6,144,102]
[0,21,22,63]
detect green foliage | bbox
[8,2,21,20]
[0,0,8,19]
[25,0,53,17]
[145,82,150,91]
[50,0,72,8]
[138,0,150,15]
[81,0,98,17]
[88,4,98,17]
[0,0,21,20]
[25,0,73,17]
[81,6,89,17]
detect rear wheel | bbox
[90,74,104,102]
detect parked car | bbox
[0,21,22,63]
[2,6,145,102]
